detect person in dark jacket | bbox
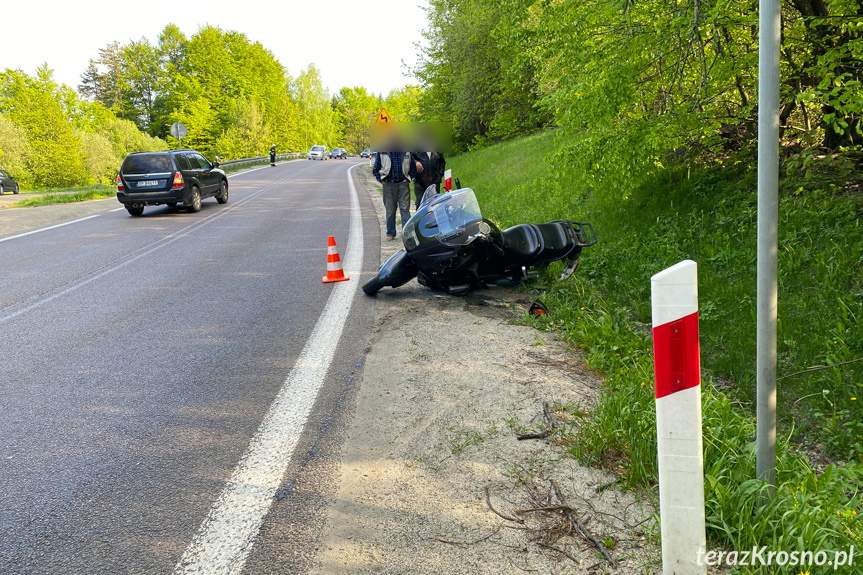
[411,126,447,208]
[269,144,277,166]
[411,150,446,209]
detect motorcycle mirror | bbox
[420,185,439,206]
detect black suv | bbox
[117,150,228,216]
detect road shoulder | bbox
[310,168,655,574]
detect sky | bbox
[3,0,429,96]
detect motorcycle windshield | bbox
[428,188,483,246]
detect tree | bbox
[213,96,272,158]
[333,87,381,153]
[158,23,187,69]
[416,0,862,185]
[0,66,87,187]
[0,114,33,183]
[2,65,166,188]
[385,85,422,122]
[121,39,162,131]
[77,130,120,184]
[97,42,124,116]
[416,0,550,150]
[784,0,863,149]
[295,64,339,149]
[269,91,303,152]
[78,59,102,101]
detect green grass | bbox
[10,185,116,207]
[448,131,863,573]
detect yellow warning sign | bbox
[376,108,392,123]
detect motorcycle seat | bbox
[501,224,543,262]
[534,222,576,260]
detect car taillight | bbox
[172,172,184,188]
[117,175,124,191]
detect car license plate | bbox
[137,180,160,188]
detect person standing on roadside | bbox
[411,148,446,209]
[373,134,416,241]
[269,144,277,167]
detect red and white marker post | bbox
[651,260,706,575]
[443,169,452,191]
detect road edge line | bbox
[173,164,364,575]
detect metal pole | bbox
[756,0,781,498]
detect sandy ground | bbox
[310,169,658,575]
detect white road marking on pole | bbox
[0,215,100,244]
[0,165,318,324]
[174,164,364,575]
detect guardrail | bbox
[217,152,357,171]
[217,153,307,170]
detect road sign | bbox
[376,108,391,123]
[170,122,187,149]
[170,122,187,139]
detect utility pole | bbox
[756,0,781,498]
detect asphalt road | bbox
[0,159,380,574]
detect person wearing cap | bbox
[269,144,276,166]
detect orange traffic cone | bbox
[322,235,350,283]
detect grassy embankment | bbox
[449,130,862,572]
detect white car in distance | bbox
[308,145,328,160]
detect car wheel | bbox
[216,180,229,204]
[0,184,4,195]
[126,206,145,217]
[13,184,19,194]
[187,187,202,212]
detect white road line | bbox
[109,207,125,212]
[0,215,101,244]
[174,164,364,575]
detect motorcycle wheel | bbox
[362,276,386,296]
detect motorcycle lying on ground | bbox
[362,184,597,296]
